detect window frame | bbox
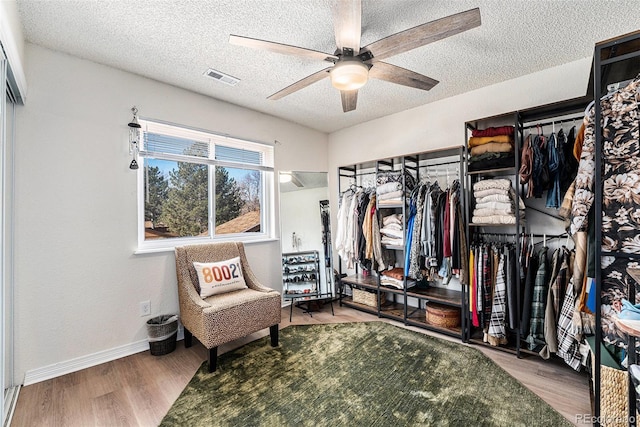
[135,119,275,253]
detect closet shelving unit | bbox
[337,158,382,318]
[465,97,591,357]
[517,98,591,360]
[592,30,640,426]
[374,154,413,325]
[464,112,523,353]
[337,147,466,338]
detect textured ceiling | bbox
[15,0,640,133]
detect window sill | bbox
[134,237,280,255]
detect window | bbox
[137,120,274,251]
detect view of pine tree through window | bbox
[139,120,271,243]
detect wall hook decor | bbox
[128,106,141,170]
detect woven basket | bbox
[146,314,179,356]
[426,303,460,328]
[599,364,629,426]
[590,350,629,427]
[352,288,385,307]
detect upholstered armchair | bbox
[174,242,281,372]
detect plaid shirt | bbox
[527,247,548,351]
[556,278,582,371]
[488,253,507,345]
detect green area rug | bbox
[161,322,571,426]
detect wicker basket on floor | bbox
[599,364,629,426]
[352,288,385,307]
[588,341,629,427]
[426,303,460,328]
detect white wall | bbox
[280,186,330,294]
[13,43,328,383]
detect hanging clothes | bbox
[596,75,640,351]
[531,134,548,198]
[505,245,518,330]
[545,133,561,209]
[362,195,376,261]
[469,248,478,327]
[526,246,548,352]
[487,252,508,346]
[335,191,352,260]
[556,277,582,371]
[404,196,417,278]
[540,246,572,359]
[559,126,579,194]
[356,192,370,269]
[408,185,427,279]
[481,245,493,334]
[569,108,595,235]
[600,76,640,254]
[520,247,538,336]
[520,134,534,198]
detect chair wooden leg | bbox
[184,327,193,348]
[270,324,279,347]
[208,347,218,372]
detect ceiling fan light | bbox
[330,60,368,91]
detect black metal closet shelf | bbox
[337,147,466,340]
[468,222,523,228]
[592,29,640,426]
[467,166,516,176]
[464,99,589,359]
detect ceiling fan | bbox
[229,1,481,113]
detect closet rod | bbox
[521,115,584,131]
[339,170,377,178]
[419,160,461,168]
[422,170,460,175]
[473,232,567,238]
[526,205,566,221]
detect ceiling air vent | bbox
[204,68,240,86]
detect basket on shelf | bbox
[146,314,179,356]
[352,288,385,307]
[426,303,460,328]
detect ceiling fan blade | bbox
[362,8,481,62]
[268,67,332,100]
[340,90,358,112]
[369,62,439,91]
[229,35,338,62]
[332,0,362,54]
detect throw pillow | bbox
[193,257,247,298]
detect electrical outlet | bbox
[139,300,151,317]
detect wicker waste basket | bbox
[146,314,178,356]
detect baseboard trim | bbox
[23,329,185,386]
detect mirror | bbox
[279,171,333,298]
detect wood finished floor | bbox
[11,304,591,426]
